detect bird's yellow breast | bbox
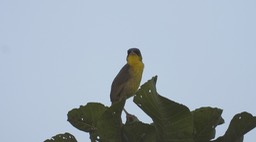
[127,54,144,97]
[127,54,144,78]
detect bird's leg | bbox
[123,108,139,123]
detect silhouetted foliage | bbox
[45,76,256,142]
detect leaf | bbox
[44,132,77,142]
[67,102,107,132]
[192,107,224,142]
[97,98,126,142]
[122,122,156,142]
[67,102,108,141]
[212,112,256,142]
[134,76,194,142]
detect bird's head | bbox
[126,48,143,64]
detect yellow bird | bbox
[110,48,144,105]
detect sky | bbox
[0,0,256,142]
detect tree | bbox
[45,76,256,142]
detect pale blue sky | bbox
[0,1,256,142]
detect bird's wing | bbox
[110,64,131,103]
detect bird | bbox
[110,48,144,105]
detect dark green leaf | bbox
[122,122,156,142]
[67,102,108,141]
[97,99,125,142]
[192,107,224,142]
[44,132,77,142]
[67,102,107,132]
[134,76,194,142]
[212,112,256,142]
